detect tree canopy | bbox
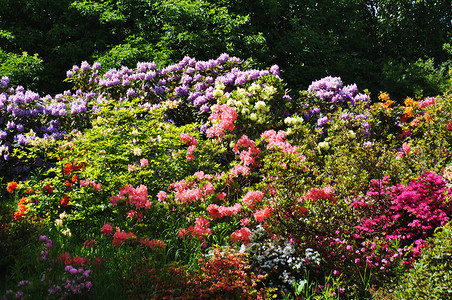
[0,0,451,99]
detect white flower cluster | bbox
[245,225,321,291]
[284,115,304,135]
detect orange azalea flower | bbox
[425,114,433,122]
[404,106,414,118]
[383,100,394,109]
[404,97,417,107]
[378,92,390,102]
[13,197,28,220]
[71,175,78,183]
[7,181,18,193]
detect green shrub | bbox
[391,222,452,300]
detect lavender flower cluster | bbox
[67,53,282,125]
[0,80,93,179]
[297,76,371,137]
[307,76,369,106]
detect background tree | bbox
[0,0,451,100]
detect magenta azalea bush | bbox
[2,54,452,299]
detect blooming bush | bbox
[3,55,452,299]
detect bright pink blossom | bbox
[179,133,198,146]
[304,185,336,203]
[207,203,242,219]
[402,143,410,155]
[447,122,452,131]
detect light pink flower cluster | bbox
[194,171,213,181]
[417,96,435,108]
[178,216,212,246]
[253,207,273,223]
[164,174,217,204]
[233,135,261,166]
[180,133,198,161]
[397,142,411,158]
[165,179,200,203]
[128,158,149,172]
[206,104,237,139]
[207,203,242,219]
[261,130,303,157]
[175,185,203,203]
[110,184,151,209]
[156,190,168,202]
[304,185,337,203]
[242,190,264,208]
[230,227,251,245]
[79,178,102,191]
[229,164,250,178]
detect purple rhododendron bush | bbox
[2,54,452,299]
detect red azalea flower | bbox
[43,184,53,194]
[65,180,72,190]
[447,122,452,131]
[60,194,69,206]
[63,163,73,175]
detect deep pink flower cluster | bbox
[140,238,166,251]
[163,173,218,204]
[355,172,452,258]
[110,184,150,209]
[253,207,273,223]
[417,96,435,108]
[101,222,113,236]
[233,135,261,167]
[207,203,242,219]
[304,185,337,203]
[206,104,237,139]
[113,228,136,248]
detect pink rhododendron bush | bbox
[2,55,452,299]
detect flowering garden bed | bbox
[1,54,452,299]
